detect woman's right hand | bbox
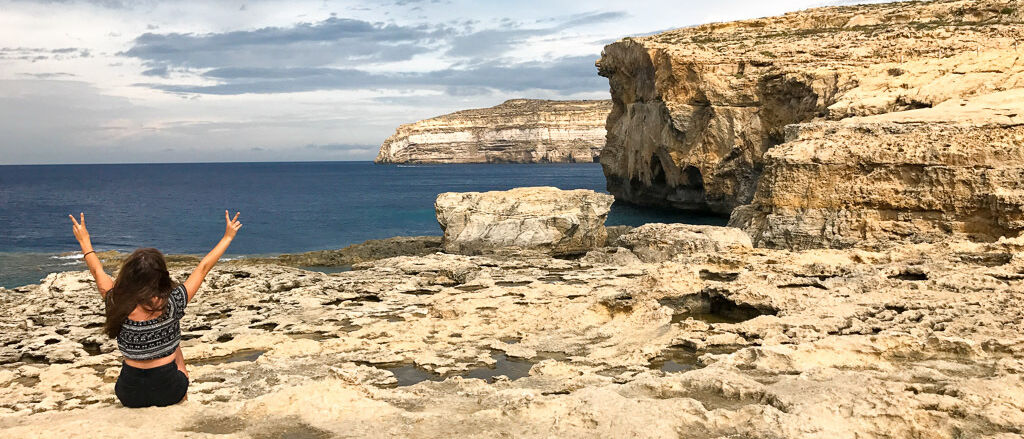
[69,213,91,248]
[224,210,242,239]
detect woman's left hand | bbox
[69,213,91,246]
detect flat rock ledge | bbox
[435,186,615,256]
[2,235,1023,438]
[613,223,753,263]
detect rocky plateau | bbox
[2,222,1023,438]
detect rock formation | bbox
[596,0,1024,247]
[375,99,611,164]
[435,187,614,255]
[3,232,1023,437]
[612,223,752,262]
[730,94,1024,249]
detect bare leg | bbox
[174,346,189,402]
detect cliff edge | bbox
[597,0,1024,247]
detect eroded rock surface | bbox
[597,0,1024,221]
[730,100,1024,249]
[613,223,752,262]
[2,235,1023,438]
[435,187,615,256]
[375,99,611,164]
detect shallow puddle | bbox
[375,350,547,386]
[462,353,535,383]
[249,420,332,439]
[185,416,330,439]
[185,417,247,435]
[384,364,445,386]
[192,348,265,366]
[495,280,532,287]
[649,346,700,373]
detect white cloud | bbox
[0,0,899,164]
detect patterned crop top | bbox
[117,284,188,360]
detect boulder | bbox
[435,187,615,255]
[613,223,752,262]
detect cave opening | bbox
[681,166,704,191]
[650,155,667,186]
[611,151,727,226]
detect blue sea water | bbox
[0,162,725,288]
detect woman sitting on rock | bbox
[68,211,243,408]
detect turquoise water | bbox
[0,162,725,288]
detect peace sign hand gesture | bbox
[224,210,243,239]
[69,212,91,246]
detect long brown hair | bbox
[103,248,175,338]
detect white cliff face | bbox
[375,99,612,164]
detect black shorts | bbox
[114,361,189,408]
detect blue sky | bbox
[0,0,895,164]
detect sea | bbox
[0,162,726,288]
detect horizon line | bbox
[0,159,378,166]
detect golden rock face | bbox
[598,0,1024,246]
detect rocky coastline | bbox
[2,186,1023,438]
[375,99,611,164]
[3,1,1024,438]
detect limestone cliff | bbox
[730,91,1024,249]
[596,0,1024,226]
[375,99,611,164]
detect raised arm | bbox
[183,210,242,302]
[69,213,114,297]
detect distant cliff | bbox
[375,99,611,164]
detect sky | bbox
[0,0,898,164]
